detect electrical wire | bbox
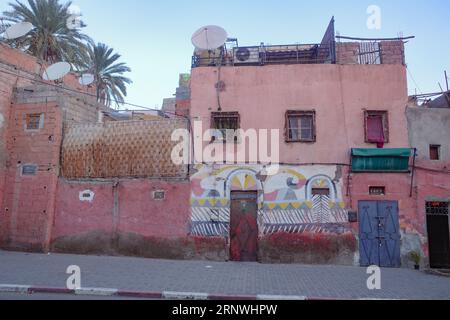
[0,61,185,118]
[406,65,423,95]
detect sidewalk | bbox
[0,250,449,300]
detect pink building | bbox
[187,18,448,267]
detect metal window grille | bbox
[426,202,449,215]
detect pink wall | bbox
[52,179,191,241]
[0,44,96,247]
[190,64,409,164]
[118,180,191,238]
[0,102,62,251]
[53,181,115,239]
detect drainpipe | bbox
[112,179,120,246]
[410,148,417,198]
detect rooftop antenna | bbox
[42,61,71,81]
[445,70,449,92]
[78,73,95,86]
[191,25,228,112]
[191,25,228,51]
[1,21,34,40]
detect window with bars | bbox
[430,145,441,161]
[364,111,389,146]
[426,202,449,215]
[211,112,240,143]
[285,111,316,143]
[25,113,44,130]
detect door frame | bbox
[426,201,450,269]
[229,191,259,262]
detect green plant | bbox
[409,250,422,265]
[81,42,132,108]
[2,0,91,67]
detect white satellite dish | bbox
[191,25,228,50]
[79,73,95,86]
[2,22,34,40]
[42,62,71,81]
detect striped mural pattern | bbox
[312,195,331,223]
[263,223,352,235]
[190,222,229,237]
[191,205,349,237]
[191,207,230,223]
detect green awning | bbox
[352,148,412,158]
[351,148,412,173]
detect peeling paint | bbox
[0,113,4,129]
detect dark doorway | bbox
[426,202,450,269]
[230,191,258,262]
[359,201,401,268]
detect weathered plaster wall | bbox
[407,106,450,162]
[0,44,97,246]
[50,179,216,260]
[190,164,356,265]
[406,106,450,266]
[0,102,62,251]
[190,64,409,164]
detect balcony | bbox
[192,42,336,68]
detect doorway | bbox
[426,202,450,269]
[230,191,258,262]
[359,201,401,268]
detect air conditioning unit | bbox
[233,47,261,64]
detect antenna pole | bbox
[445,70,449,92]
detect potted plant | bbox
[409,251,422,270]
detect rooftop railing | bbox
[192,42,336,68]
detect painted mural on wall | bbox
[190,164,349,237]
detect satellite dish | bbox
[191,25,227,50]
[79,73,95,86]
[2,22,34,40]
[42,62,71,81]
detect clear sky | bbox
[2,0,450,110]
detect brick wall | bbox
[336,42,360,64]
[336,40,405,65]
[380,41,405,65]
[0,43,101,249]
[1,102,62,251]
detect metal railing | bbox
[192,42,336,68]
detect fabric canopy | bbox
[352,148,412,158]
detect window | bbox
[286,111,316,142]
[369,186,386,195]
[312,188,330,196]
[21,164,37,176]
[211,112,240,143]
[426,202,448,215]
[364,111,389,147]
[153,190,166,200]
[25,113,44,130]
[430,145,441,160]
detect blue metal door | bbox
[359,201,401,268]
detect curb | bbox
[0,284,331,300]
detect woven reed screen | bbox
[61,119,189,179]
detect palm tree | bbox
[2,0,91,67]
[83,42,132,108]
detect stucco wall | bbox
[190,64,409,164]
[0,102,62,251]
[407,106,450,162]
[51,178,201,259]
[0,44,98,247]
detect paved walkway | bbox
[0,251,449,299]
